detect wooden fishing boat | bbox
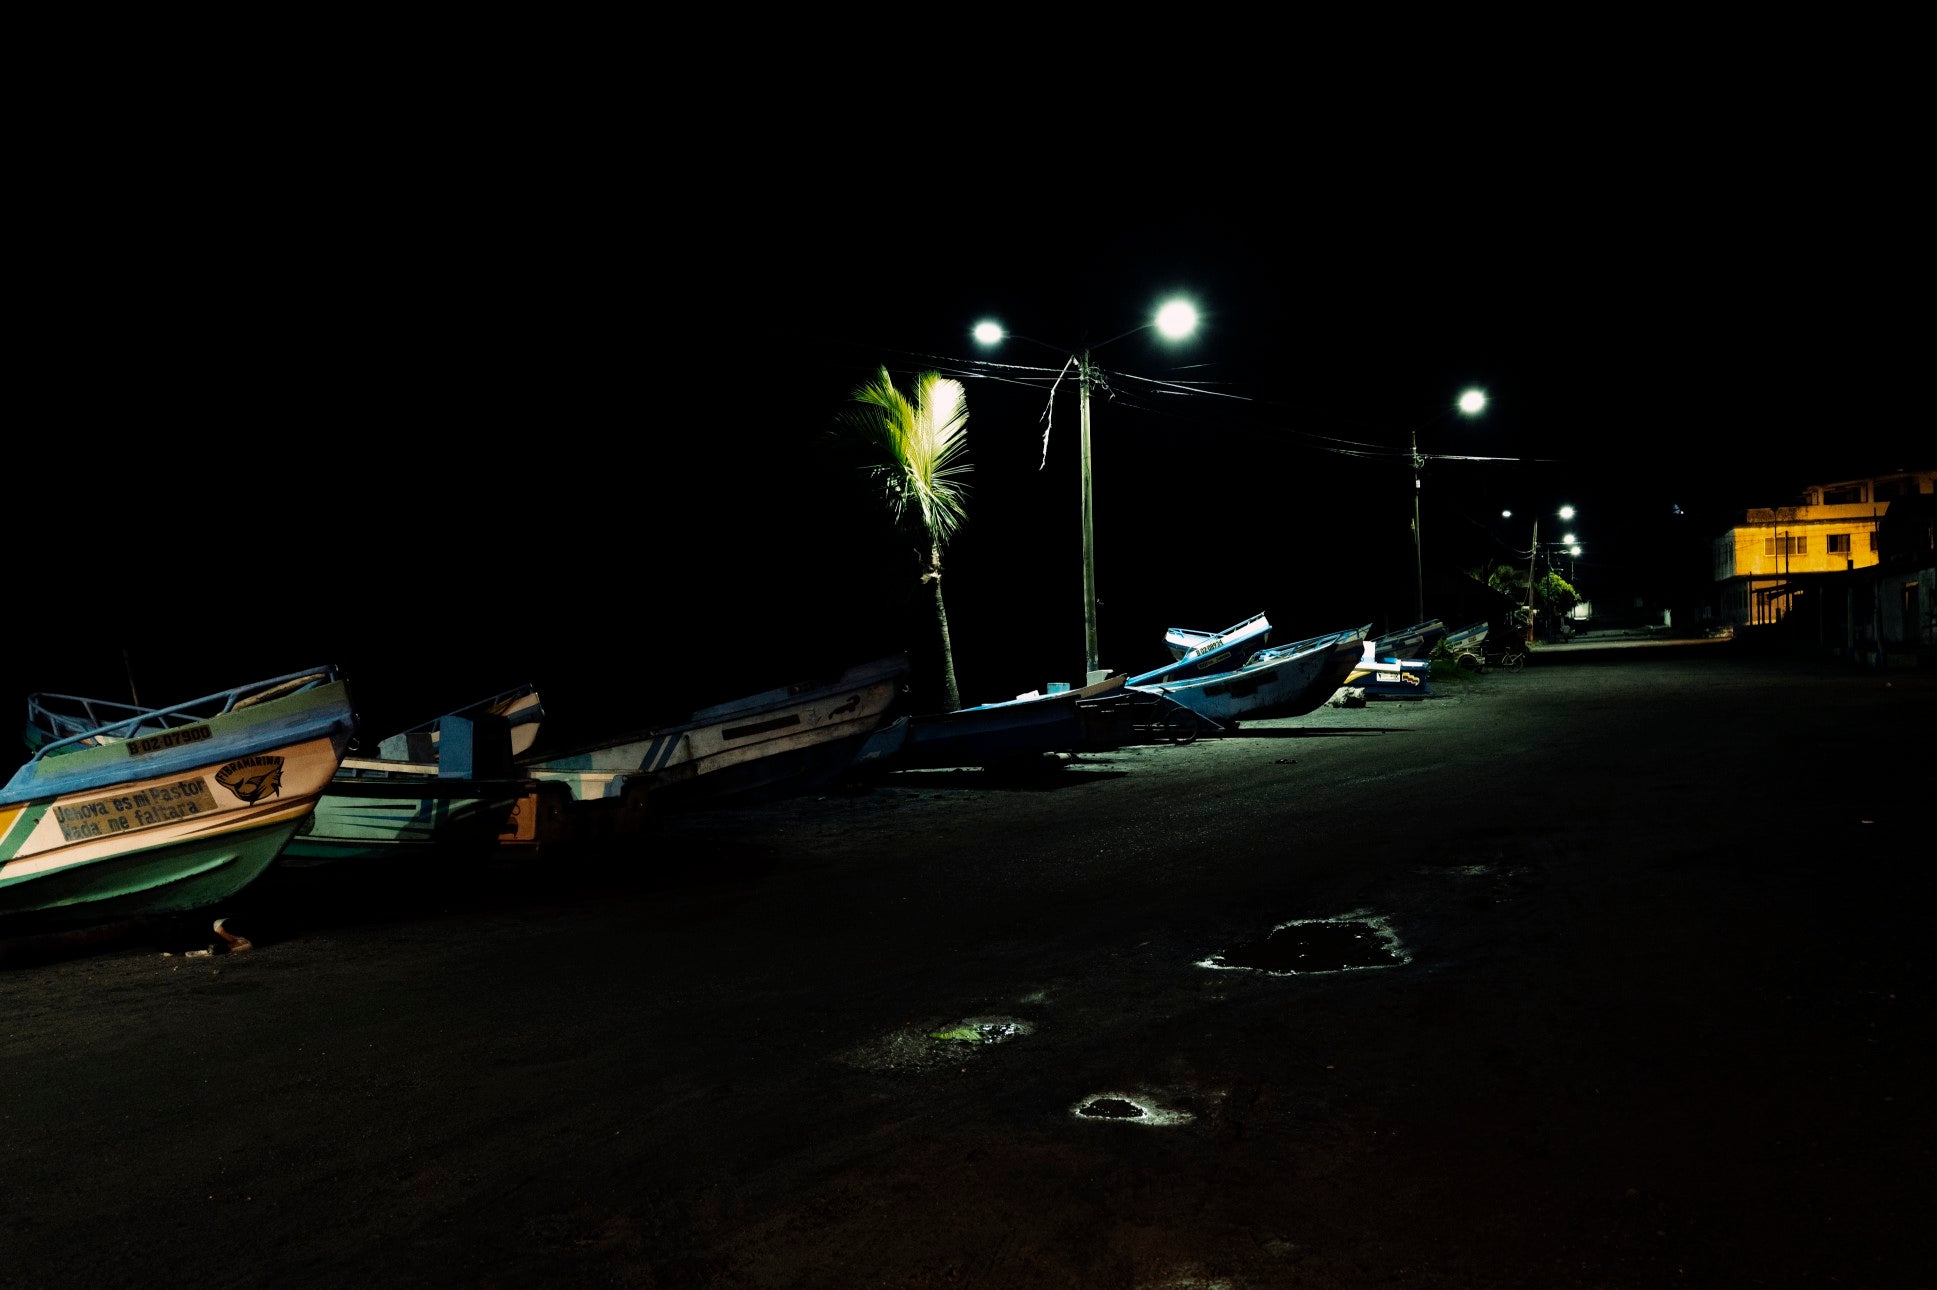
[1344,618,1453,698]
[1138,612,1273,686]
[518,655,910,808]
[1366,618,1447,662]
[1161,611,1272,663]
[1076,686,1226,745]
[1437,620,1490,663]
[853,673,1127,773]
[1344,655,1434,699]
[3,667,356,929]
[375,682,545,762]
[278,689,573,868]
[1128,626,1369,725]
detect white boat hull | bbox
[520,656,908,805]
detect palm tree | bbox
[834,366,972,712]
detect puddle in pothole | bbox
[840,1015,1034,1074]
[1198,914,1407,974]
[930,1020,1028,1044]
[1070,1092,1193,1125]
[1082,1097,1143,1118]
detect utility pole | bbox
[1411,427,1426,624]
[1409,388,1488,628]
[973,302,1201,685]
[1524,517,1539,644]
[1078,351,1099,680]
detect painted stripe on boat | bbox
[639,734,683,774]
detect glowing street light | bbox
[974,299,1200,680]
[1411,387,1490,623]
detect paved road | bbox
[3,644,1932,1289]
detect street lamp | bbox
[974,300,1200,681]
[1539,536,1584,625]
[1557,541,1582,585]
[1411,387,1490,623]
[1503,505,1576,642]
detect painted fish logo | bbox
[215,755,286,804]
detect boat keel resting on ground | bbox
[856,673,1128,773]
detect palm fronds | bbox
[835,367,972,543]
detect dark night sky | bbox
[13,76,1924,758]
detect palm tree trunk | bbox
[929,539,959,711]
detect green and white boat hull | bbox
[3,669,355,929]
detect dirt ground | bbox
[3,641,1932,1290]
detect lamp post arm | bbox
[1086,321,1156,352]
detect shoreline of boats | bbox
[4,612,1498,937]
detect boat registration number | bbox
[54,777,221,841]
[126,724,213,756]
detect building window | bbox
[1764,535,1807,557]
[1827,533,1851,554]
[1869,531,1880,552]
[1823,483,1866,504]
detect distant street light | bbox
[1503,505,1576,642]
[1411,388,1490,623]
[975,300,1200,680]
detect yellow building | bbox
[1713,470,1936,627]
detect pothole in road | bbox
[1070,1092,1193,1125]
[929,1019,1029,1044]
[1198,914,1407,975]
[840,1015,1034,1074]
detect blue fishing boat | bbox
[1366,618,1447,662]
[855,673,1127,772]
[1129,626,1369,725]
[1437,620,1490,663]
